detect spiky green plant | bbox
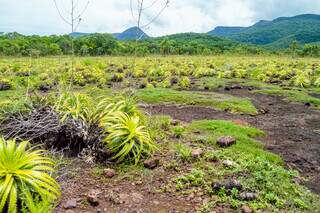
[103,112,157,164]
[0,138,60,213]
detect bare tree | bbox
[130,0,169,65]
[53,0,90,88]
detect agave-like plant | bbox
[103,112,157,164]
[0,138,60,213]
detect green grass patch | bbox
[136,88,258,115]
[255,88,320,108]
[170,120,320,212]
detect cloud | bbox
[0,0,319,36]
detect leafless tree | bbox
[53,0,90,88]
[130,0,169,65]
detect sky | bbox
[0,0,320,36]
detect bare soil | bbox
[145,87,320,194]
[55,87,320,213]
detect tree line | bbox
[0,32,319,57]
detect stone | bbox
[87,189,101,206]
[239,192,257,201]
[225,179,242,190]
[103,168,116,178]
[38,84,51,92]
[222,160,236,167]
[217,136,236,147]
[144,158,160,169]
[230,85,243,90]
[63,199,77,209]
[242,205,253,213]
[0,82,11,91]
[65,210,76,213]
[191,148,204,158]
[213,179,242,191]
[170,119,180,126]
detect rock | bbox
[144,158,160,169]
[170,119,180,126]
[87,189,101,206]
[225,179,242,190]
[231,85,243,90]
[63,199,77,209]
[0,82,11,91]
[222,160,236,167]
[305,102,311,107]
[217,136,236,147]
[213,179,242,191]
[65,210,76,213]
[242,205,253,213]
[192,148,204,158]
[103,168,116,178]
[239,192,257,201]
[38,84,51,92]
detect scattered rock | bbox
[239,192,257,201]
[192,148,204,158]
[170,119,180,126]
[213,179,242,191]
[87,189,101,206]
[231,85,243,90]
[217,136,236,147]
[143,158,160,169]
[103,168,116,178]
[0,82,11,91]
[222,160,236,167]
[63,199,77,209]
[242,205,253,213]
[65,210,76,213]
[38,84,51,92]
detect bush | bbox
[103,112,157,164]
[0,138,60,212]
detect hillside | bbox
[208,14,320,48]
[69,27,149,41]
[114,27,149,40]
[208,26,246,36]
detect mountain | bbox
[208,27,246,36]
[208,14,320,48]
[113,27,149,40]
[69,27,149,40]
[69,32,91,37]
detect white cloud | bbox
[0,0,319,36]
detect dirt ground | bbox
[55,87,320,213]
[145,87,320,194]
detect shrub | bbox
[0,138,60,212]
[179,76,191,88]
[103,112,157,164]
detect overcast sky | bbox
[1,0,320,36]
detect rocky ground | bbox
[54,86,320,213]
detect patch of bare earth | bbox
[144,87,320,194]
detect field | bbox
[0,55,320,212]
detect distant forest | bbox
[0,32,320,57]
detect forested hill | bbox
[208,14,320,48]
[70,27,149,41]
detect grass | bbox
[136,88,258,114]
[255,87,320,108]
[166,120,320,212]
